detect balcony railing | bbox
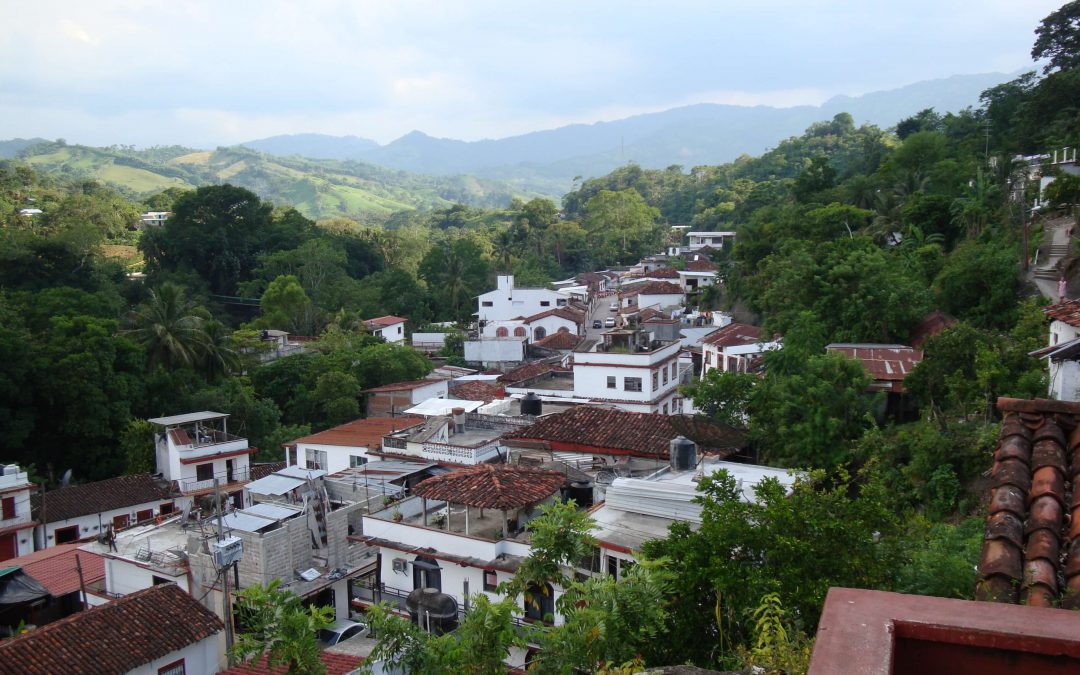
[180,466,250,493]
[422,441,501,464]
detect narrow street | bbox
[1031,214,1076,300]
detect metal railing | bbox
[180,466,250,493]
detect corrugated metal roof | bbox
[221,511,277,533]
[404,398,484,416]
[276,465,327,479]
[245,474,305,496]
[244,502,303,521]
[147,411,228,426]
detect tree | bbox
[312,371,361,426]
[231,580,335,675]
[641,467,899,669]
[259,275,316,335]
[583,189,662,265]
[681,369,756,427]
[894,517,984,599]
[119,419,156,474]
[122,282,208,371]
[419,237,492,322]
[933,239,1019,329]
[1032,1,1080,73]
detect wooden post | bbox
[74,553,88,611]
[422,497,428,526]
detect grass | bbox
[98,163,190,193]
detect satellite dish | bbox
[60,469,73,487]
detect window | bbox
[652,371,659,389]
[513,326,527,337]
[607,376,616,389]
[54,525,79,544]
[1,496,14,520]
[195,463,214,482]
[113,514,130,530]
[350,455,368,468]
[540,301,550,307]
[705,352,712,365]
[524,582,554,623]
[305,449,328,470]
[483,570,498,592]
[482,300,493,307]
[495,327,509,337]
[412,556,442,591]
[662,403,668,415]
[158,660,185,675]
[397,326,403,334]
[159,502,175,515]
[136,509,154,523]
[152,575,171,585]
[533,327,546,341]
[662,365,669,384]
[624,377,642,392]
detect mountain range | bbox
[242,71,1020,192]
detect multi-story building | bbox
[0,464,35,561]
[149,412,255,507]
[477,275,569,339]
[572,330,682,414]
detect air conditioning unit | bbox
[212,536,244,567]
[392,557,408,573]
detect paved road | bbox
[584,294,619,340]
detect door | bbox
[411,556,442,591]
[226,459,235,483]
[0,533,16,561]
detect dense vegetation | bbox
[3,4,1080,672]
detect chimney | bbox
[452,407,466,434]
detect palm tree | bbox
[199,319,240,382]
[122,282,208,371]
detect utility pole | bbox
[215,479,235,662]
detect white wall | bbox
[373,322,406,344]
[527,315,579,342]
[128,635,224,675]
[1050,359,1080,401]
[637,292,684,311]
[408,380,449,403]
[1050,319,1080,347]
[478,275,566,332]
[296,442,375,474]
[38,498,188,549]
[464,339,526,366]
[103,556,190,596]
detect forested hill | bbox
[243,71,1016,192]
[12,141,531,222]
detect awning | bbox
[245,474,305,495]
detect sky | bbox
[0,0,1066,148]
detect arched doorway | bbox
[533,327,547,341]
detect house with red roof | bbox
[363,315,407,344]
[2,544,108,630]
[287,416,424,473]
[148,411,256,507]
[477,275,570,340]
[700,322,777,376]
[0,583,224,675]
[618,281,685,314]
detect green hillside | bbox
[16,141,532,221]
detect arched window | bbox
[495,327,509,338]
[513,326,527,337]
[412,555,442,591]
[557,326,570,333]
[533,327,547,341]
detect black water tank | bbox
[669,436,697,471]
[521,392,543,416]
[406,587,459,634]
[568,480,594,507]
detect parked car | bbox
[604,317,617,328]
[318,618,370,646]
[592,319,603,329]
[609,302,619,312]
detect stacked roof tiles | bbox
[0,583,223,674]
[31,473,178,524]
[412,464,566,510]
[531,330,585,351]
[977,397,1080,607]
[449,381,503,403]
[1045,299,1080,328]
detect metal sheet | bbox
[147,411,229,426]
[245,474,305,495]
[245,502,302,521]
[221,511,277,533]
[276,465,327,479]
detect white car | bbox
[609,302,619,312]
[318,618,370,646]
[604,317,617,328]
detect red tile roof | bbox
[250,461,287,480]
[684,259,717,272]
[290,416,423,448]
[503,406,682,457]
[531,331,584,351]
[621,281,684,297]
[908,310,957,348]
[627,268,680,279]
[1045,299,1080,328]
[5,544,104,598]
[449,381,503,404]
[31,473,178,524]
[520,307,586,324]
[363,378,448,394]
[364,315,407,328]
[826,344,922,393]
[497,361,570,384]
[412,464,565,509]
[222,651,361,675]
[702,322,761,348]
[0,583,223,675]
[976,397,1080,607]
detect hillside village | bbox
[6,3,1080,674]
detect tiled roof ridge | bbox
[976,396,1080,607]
[411,464,565,509]
[30,473,177,524]
[363,378,448,393]
[1045,298,1080,328]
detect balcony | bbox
[180,466,250,494]
[421,441,502,464]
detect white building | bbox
[621,281,685,314]
[365,315,408,344]
[378,409,533,466]
[1039,300,1080,401]
[32,473,186,551]
[353,464,569,628]
[288,417,426,473]
[573,330,683,414]
[139,211,170,227]
[701,322,776,376]
[478,275,568,338]
[464,337,527,369]
[0,464,35,561]
[148,412,254,506]
[364,378,450,417]
[687,231,735,250]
